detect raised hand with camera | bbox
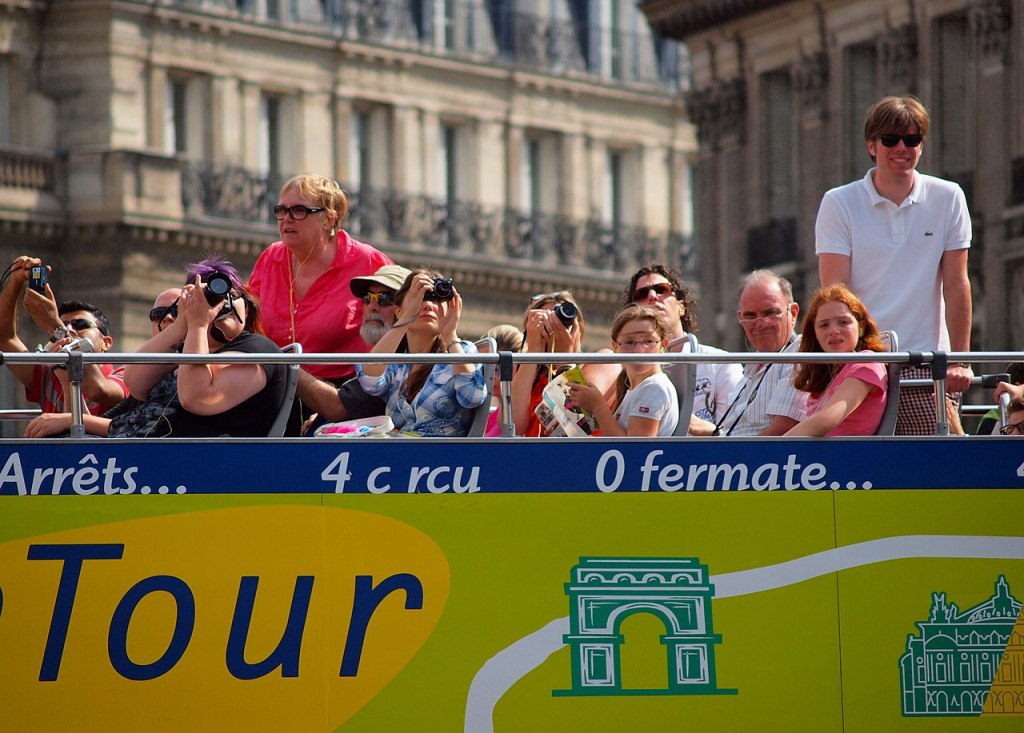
[0,255,128,417]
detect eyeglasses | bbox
[876,133,923,148]
[1000,422,1024,435]
[273,204,325,221]
[148,301,179,323]
[62,318,98,332]
[615,337,662,351]
[738,308,788,325]
[362,292,395,307]
[632,282,674,301]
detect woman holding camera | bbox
[27,258,286,438]
[356,269,486,437]
[511,291,618,436]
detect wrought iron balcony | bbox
[161,0,688,91]
[180,161,695,278]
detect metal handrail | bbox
[6,349,1018,438]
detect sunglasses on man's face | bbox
[148,301,179,323]
[876,133,923,148]
[632,282,674,302]
[362,292,395,307]
[62,318,99,332]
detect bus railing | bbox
[2,349,1019,438]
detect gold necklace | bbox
[286,240,325,343]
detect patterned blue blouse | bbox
[356,340,487,437]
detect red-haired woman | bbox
[785,284,888,436]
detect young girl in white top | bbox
[568,304,679,437]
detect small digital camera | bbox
[424,277,454,302]
[28,266,47,294]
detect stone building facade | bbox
[642,0,1021,352]
[0,0,695,418]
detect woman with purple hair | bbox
[27,256,288,437]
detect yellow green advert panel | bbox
[0,438,1022,731]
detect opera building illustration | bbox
[900,575,1024,716]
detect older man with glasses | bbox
[295,264,410,426]
[624,264,742,435]
[707,269,809,437]
[816,95,973,435]
[0,255,129,415]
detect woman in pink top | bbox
[785,284,888,436]
[249,174,392,383]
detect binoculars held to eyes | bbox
[423,277,454,302]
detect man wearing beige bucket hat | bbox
[297,264,411,427]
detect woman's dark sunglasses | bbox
[149,301,179,323]
[876,133,923,148]
[273,204,325,221]
[632,282,674,301]
[362,292,395,307]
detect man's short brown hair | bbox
[863,95,930,141]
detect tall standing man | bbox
[815,96,973,435]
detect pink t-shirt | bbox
[807,358,888,436]
[249,230,392,381]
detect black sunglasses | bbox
[1000,421,1024,436]
[632,282,674,301]
[273,204,325,221]
[62,318,99,332]
[148,301,179,323]
[876,133,923,148]
[362,292,395,307]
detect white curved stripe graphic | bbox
[464,535,1024,733]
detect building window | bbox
[520,132,561,216]
[439,122,461,202]
[350,109,372,190]
[844,42,878,179]
[762,69,795,220]
[259,94,281,175]
[165,78,187,155]
[935,13,971,182]
[0,57,10,146]
[349,105,391,191]
[605,149,623,226]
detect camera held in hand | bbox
[424,277,454,302]
[202,272,233,306]
[554,301,578,328]
[28,265,47,294]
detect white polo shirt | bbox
[815,169,971,351]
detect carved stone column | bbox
[792,49,828,121]
[878,24,918,94]
[971,0,1011,69]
